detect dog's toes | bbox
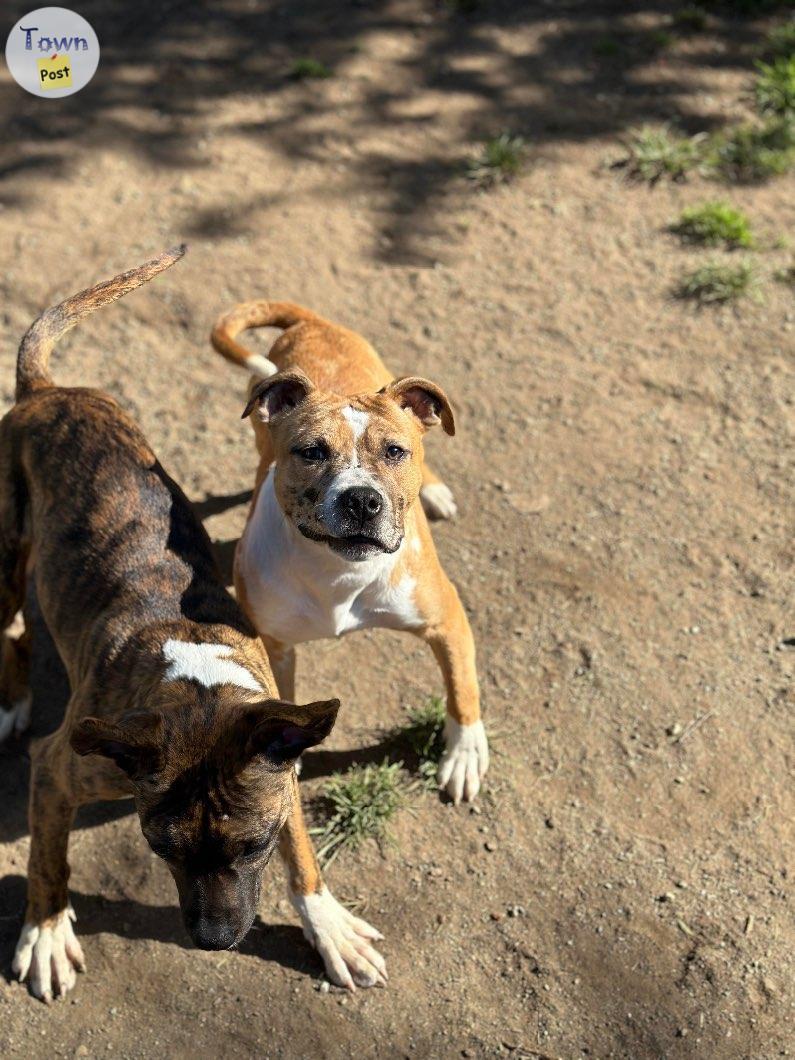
[420,482,457,521]
[290,886,387,991]
[438,718,489,803]
[14,911,84,1001]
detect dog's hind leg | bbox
[419,463,457,521]
[0,439,31,742]
[13,720,85,1002]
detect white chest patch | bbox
[238,472,423,646]
[162,640,262,693]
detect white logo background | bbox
[5,7,99,98]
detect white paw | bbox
[420,482,457,521]
[437,718,489,804]
[13,907,86,1002]
[290,887,387,991]
[0,693,31,743]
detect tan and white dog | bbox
[211,301,488,806]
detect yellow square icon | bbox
[37,54,73,91]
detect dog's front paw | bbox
[290,887,387,991]
[438,718,489,804]
[12,907,86,1003]
[0,694,31,744]
[420,482,457,521]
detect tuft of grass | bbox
[289,58,331,81]
[709,118,795,181]
[393,696,446,788]
[593,35,621,57]
[647,29,675,51]
[673,5,708,31]
[671,201,753,247]
[675,259,757,303]
[763,19,795,59]
[774,261,795,284]
[445,0,479,12]
[754,56,795,115]
[468,133,526,188]
[312,762,405,864]
[618,124,706,182]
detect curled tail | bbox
[16,244,187,402]
[210,300,321,378]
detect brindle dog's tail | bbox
[16,245,187,402]
[210,300,322,379]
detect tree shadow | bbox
[1,0,775,264]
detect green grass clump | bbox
[393,696,446,788]
[755,57,795,115]
[709,118,795,181]
[763,19,795,59]
[619,125,705,182]
[675,260,757,303]
[673,5,708,31]
[671,201,753,247]
[774,262,795,284]
[468,133,526,188]
[313,762,405,864]
[289,58,331,81]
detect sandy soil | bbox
[0,2,793,1057]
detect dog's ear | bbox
[245,698,340,766]
[383,376,455,436]
[70,713,164,778]
[241,369,314,423]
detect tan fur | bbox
[212,299,483,834]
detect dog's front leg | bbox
[13,730,85,1002]
[421,579,489,804]
[278,773,387,990]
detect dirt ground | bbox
[0,2,793,1057]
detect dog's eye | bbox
[385,444,408,462]
[239,839,272,863]
[295,443,328,463]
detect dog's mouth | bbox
[298,526,401,560]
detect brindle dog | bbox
[0,248,348,1002]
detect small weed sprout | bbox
[618,125,705,182]
[313,762,405,865]
[673,6,708,32]
[755,57,795,116]
[289,58,331,81]
[709,119,795,182]
[675,260,757,304]
[671,201,753,248]
[468,134,526,188]
[395,696,446,788]
[763,20,795,60]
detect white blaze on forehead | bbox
[162,639,262,693]
[342,406,369,467]
[342,405,369,442]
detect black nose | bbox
[187,916,239,951]
[340,486,382,523]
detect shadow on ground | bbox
[0,0,775,263]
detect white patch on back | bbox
[162,640,262,693]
